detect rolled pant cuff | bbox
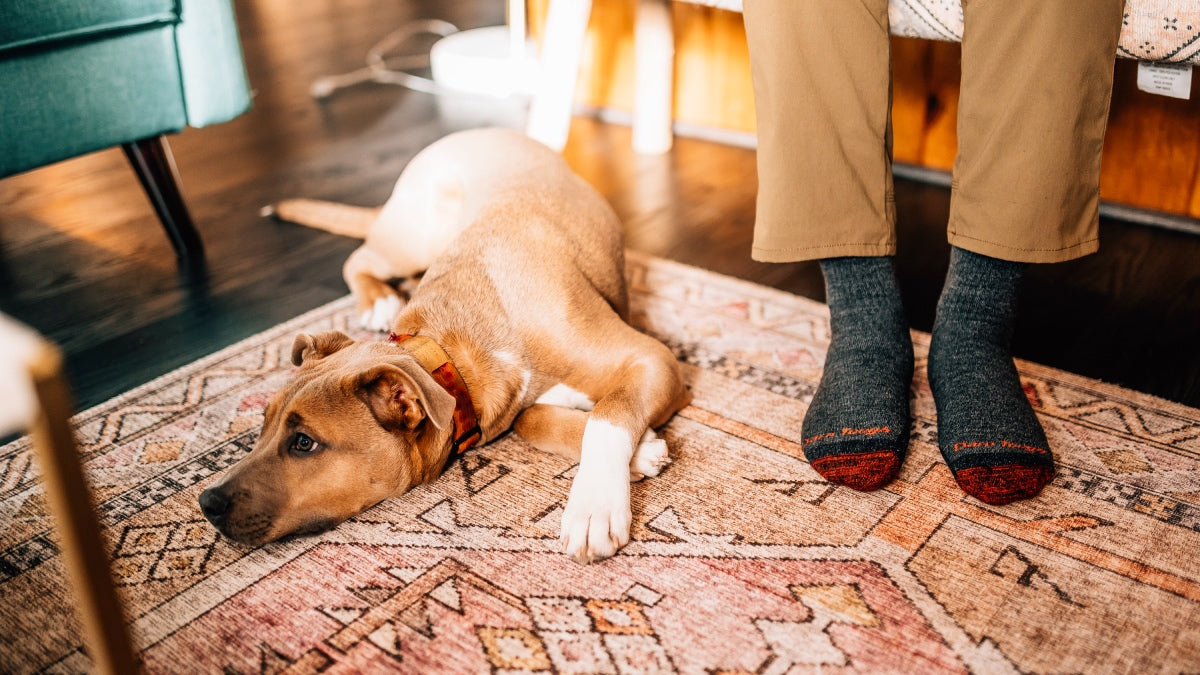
[946,230,1099,264]
[751,241,897,263]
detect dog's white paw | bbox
[359,294,402,332]
[560,474,631,564]
[560,419,634,564]
[630,429,670,481]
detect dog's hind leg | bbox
[344,246,405,332]
[513,405,671,480]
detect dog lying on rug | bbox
[199,129,690,563]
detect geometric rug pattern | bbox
[1,251,1198,673]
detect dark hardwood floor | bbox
[1,0,1199,417]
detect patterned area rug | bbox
[2,252,1199,673]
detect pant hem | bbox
[946,231,1099,263]
[751,242,897,263]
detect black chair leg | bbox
[121,136,206,265]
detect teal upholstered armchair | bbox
[0,0,252,264]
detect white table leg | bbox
[526,0,593,151]
[633,0,675,154]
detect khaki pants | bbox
[744,0,1126,264]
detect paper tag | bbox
[1137,61,1193,99]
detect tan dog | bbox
[200,129,690,563]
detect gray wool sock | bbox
[928,246,1054,505]
[802,256,913,491]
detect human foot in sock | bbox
[802,257,913,491]
[928,246,1054,505]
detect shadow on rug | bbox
[1,251,1198,673]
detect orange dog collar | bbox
[388,332,482,456]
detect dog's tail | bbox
[261,199,380,239]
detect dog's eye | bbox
[289,433,319,456]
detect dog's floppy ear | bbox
[292,331,355,366]
[353,361,456,433]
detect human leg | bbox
[931,0,1126,504]
[744,0,911,490]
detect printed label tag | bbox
[1137,61,1193,99]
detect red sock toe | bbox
[953,463,1054,505]
[810,450,901,492]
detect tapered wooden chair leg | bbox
[122,135,206,265]
[26,341,137,674]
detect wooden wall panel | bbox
[1101,60,1200,216]
[528,0,1200,218]
[889,37,933,164]
[671,3,755,130]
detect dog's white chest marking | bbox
[518,369,532,401]
[493,350,521,367]
[536,383,595,411]
[492,351,532,402]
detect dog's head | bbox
[198,331,457,544]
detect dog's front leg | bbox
[558,343,688,564]
[560,417,634,564]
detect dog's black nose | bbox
[199,487,231,525]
